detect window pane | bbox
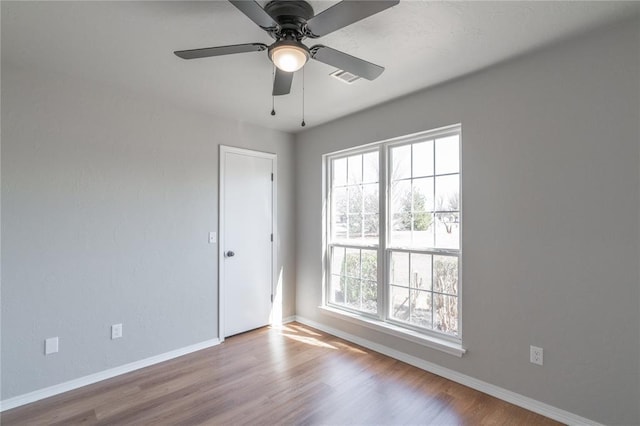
[434,294,458,335]
[348,186,362,214]
[345,248,360,277]
[391,145,411,180]
[390,180,410,216]
[412,140,434,178]
[363,214,379,241]
[390,180,411,246]
[362,280,377,314]
[433,255,458,295]
[435,135,459,175]
[347,214,362,239]
[391,213,410,232]
[390,285,409,322]
[413,211,434,233]
[391,215,411,247]
[333,219,347,241]
[332,187,347,240]
[363,152,379,183]
[346,216,362,240]
[390,251,409,286]
[413,178,434,212]
[333,157,347,186]
[410,290,432,328]
[361,250,377,281]
[412,217,434,248]
[435,175,459,212]
[435,212,459,249]
[363,184,378,214]
[348,155,362,184]
[333,187,348,215]
[346,278,360,309]
[410,253,432,290]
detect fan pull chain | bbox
[301,67,306,127]
[271,66,276,116]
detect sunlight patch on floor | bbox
[282,333,338,349]
[330,340,368,354]
[287,324,322,336]
[273,323,368,353]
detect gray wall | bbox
[0,63,296,399]
[295,20,640,425]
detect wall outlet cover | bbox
[530,345,543,366]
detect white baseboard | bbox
[281,315,297,324]
[0,338,221,412]
[295,316,602,426]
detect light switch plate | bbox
[45,337,59,355]
[111,324,123,340]
[208,231,216,244]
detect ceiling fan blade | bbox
[310,45,384,80]
[273,68,294,96]
[228,0,278,30]
[174,43,267,60]
[306,0,399,38]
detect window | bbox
[325,125,461,344]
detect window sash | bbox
[327,243,381,318]
[386,249,460,337]
[328,148,381,245]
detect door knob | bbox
[226,251,235,257]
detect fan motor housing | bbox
[264,0,314,39]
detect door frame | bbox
[218,145,277,342]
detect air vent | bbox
[330,69,361,84]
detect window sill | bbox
[318,306,466,358]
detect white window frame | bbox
[322,124,465,357]
[325,146,382,319]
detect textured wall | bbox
[295,20,640,425]
[1,64,295,399]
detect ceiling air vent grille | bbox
[330,69,361,84]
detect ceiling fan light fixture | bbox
[269,41,309,72]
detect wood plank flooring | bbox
[2,323,561,425]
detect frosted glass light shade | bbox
[270,43,309,72]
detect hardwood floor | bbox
[2,323,561,425]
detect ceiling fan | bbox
[174,0,399,96]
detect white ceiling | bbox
[2,1,638,133]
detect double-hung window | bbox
[325,125,462,348]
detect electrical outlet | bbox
[111,324,123,340]
[530,345,543,365]
[45,337,59,355]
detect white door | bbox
[219,146,275,338]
